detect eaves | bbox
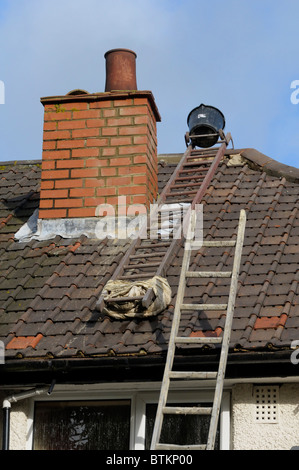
[1,349,299,388]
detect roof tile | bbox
[6,334,43,350]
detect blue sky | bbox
[0,0,298,167]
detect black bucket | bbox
[187,104,225,148]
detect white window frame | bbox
[134,389,230,450]
[27,383,230,450]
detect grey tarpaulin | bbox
[101,276,172,319]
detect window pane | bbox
[145,403,220,449]
[33,400,131,450]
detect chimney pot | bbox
[104,48,137,92]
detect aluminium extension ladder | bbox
[150,208,246,450]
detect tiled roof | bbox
[0,150,299,362]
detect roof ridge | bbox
[158,149,299,184]
[0,160,42,167]
[239,148,299,183]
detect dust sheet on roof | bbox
[101,276,172,319]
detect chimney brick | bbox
[39,91,160,219]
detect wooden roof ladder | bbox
[96,132,233,312]
[150,208,246,450]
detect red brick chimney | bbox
[39,48,161,219]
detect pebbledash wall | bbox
[2,384,299,450]
[232,383,299,450]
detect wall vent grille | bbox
[253,386,279,423]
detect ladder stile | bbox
[206,209,246,450]
[150,208,196,450]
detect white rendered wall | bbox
[0,392,29,450]
[2,383,299,450]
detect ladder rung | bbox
[190,154,217,160]
[163,406,212,415]
[190,148,216,153]
[169,181,205,189]
[203,240,236,247]
[179,168,210,174]
[105,295,143,303]
[156,443,207,450]
[119,272,157,280]
[186,271,232,278]
[124,262,161,269]
[176,173,208,181]
[164,198,192,204]
[169,371,217,380]
[138,242,171,248]
[181,303,227,311]
[165,190,198,197]
[183,160,213,166]
[130,251,168,259]
[175,336,222,344]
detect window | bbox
[33,400,131,450]
[145,403,220,449]
[30,387,230,450]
